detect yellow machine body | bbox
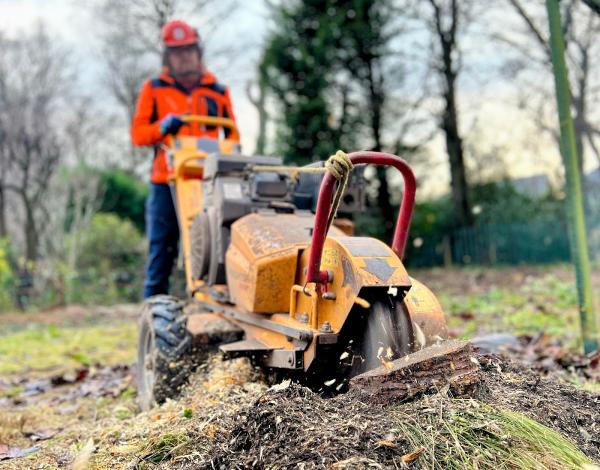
[167,115,447,374]
[225,212,447,370]
[165,116,240,295]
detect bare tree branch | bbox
[582,0,600,16]
[506,0,550,59]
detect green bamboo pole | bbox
[546,0,599,353]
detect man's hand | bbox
[160,113,185,136]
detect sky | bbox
[0,0,591,199]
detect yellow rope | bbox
[324,150,353,233]
[250,150,354,233]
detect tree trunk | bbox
[367,61,395,239]
[247,78,269,155]
[572,39,589,190]
[443,88,473,227]
[22,197,38,264]
[0,186,6,239]
[438,6,473,227]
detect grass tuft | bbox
[390,398,592,470]
[140,432,189,463]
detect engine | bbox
[190,153,364,287]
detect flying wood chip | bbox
[349,340,482,404]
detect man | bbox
[131,19,238,299]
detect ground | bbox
[0,265,599,469]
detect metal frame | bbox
[306,151,416,285]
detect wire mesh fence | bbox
[406,220,573,268]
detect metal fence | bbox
[405,220,573,267]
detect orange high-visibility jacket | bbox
[131,68,238,183]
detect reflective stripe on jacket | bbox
[131,67,238,183]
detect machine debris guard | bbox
[137,115,447,410]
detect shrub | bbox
[0,238,15,311]
[99,169,148,232]
[67,213,145,304]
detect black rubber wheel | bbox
[137,295,193,411]
[190,212,211,280]
[351,296,414,376]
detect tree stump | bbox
[350,340,482,404]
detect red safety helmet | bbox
[161,20,199,47]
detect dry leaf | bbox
[376,439,397,448]
[401,447,424,463]
[204,423,217,440]
[0,443,39,461]
[24,428,58,441]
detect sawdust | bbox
[208,384,405,469]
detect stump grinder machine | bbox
[137,116,448,410]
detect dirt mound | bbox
[478,356,600,460]
[189,356,599,469]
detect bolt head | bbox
[298,312,309,323]
[320,321,332,333]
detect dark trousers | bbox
[144,183,179,299]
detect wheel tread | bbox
[137,295,197,410]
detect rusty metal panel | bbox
[226,213,345,314]
[253,251,298,312]
[231,213,314,258]
[334,236,392,257]
[403,277,448,346]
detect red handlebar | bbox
[306,151,416,284]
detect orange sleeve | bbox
[131,80,163,146]
[223,87,241,142]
